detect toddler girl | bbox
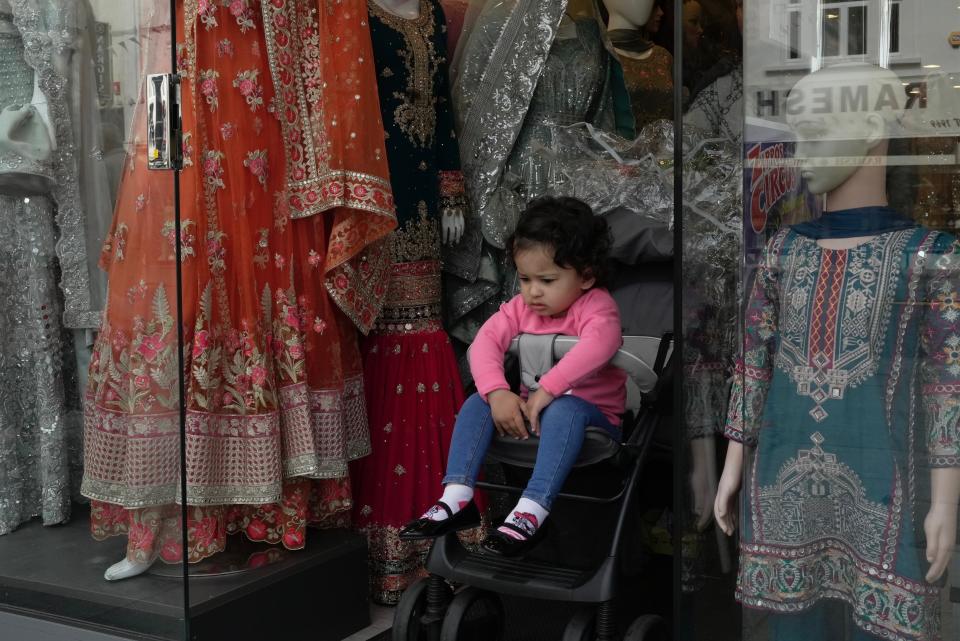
[399,197,626,556]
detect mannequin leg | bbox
[104,558,154,581]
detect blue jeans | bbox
[442,392,618,510]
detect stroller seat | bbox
[486,334,666,470]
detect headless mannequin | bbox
[602,0,656,60]
[714,66,960,587]
[369,0,465,244]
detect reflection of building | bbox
[745,0,960,138]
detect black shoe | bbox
[480,520,548,557]
[398,500,481,541]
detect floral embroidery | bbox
[202,150,226,192]
[274,253,286,270]
[361,505,373,517]
[394,465,406,476]
[113,223,129,262]
[198,0,219,29]
[220,122,236,140]
[243,149,269,188]
[233,69,264,111]
[383,422,392,433]
[90,286,180,413]
[307,249,321,268]
[136,193,146,212]
[253,117,264,135]
[162,219,197,260]
[198,69,220,112]
[206,230,227,273]
[253,228,269,269]
[126,279,148,304]
[273,191,289,231]
[417,383,426,393]
[226,0,257,32]
[312,317,327,334]
[217,38,234,58]
[182,132,194,167]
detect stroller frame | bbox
[392,332,673,641]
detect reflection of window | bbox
[786,1,905,60]
[889,1,900,54]
[788,6,801,59]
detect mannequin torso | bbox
[716,65,960,641]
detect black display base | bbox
[0,504,370,640]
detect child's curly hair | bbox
[506,196,612,286]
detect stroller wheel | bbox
[439,586,504,641]
[561,606,596,641]
[392,577,451,641]
[624,615,668,641]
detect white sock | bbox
[422,484,474,522]
[498,498,549,540]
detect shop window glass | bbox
[680,0,960,639]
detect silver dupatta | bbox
[447,0,568,282]
[12,0,112,329]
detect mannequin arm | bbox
[924,467,960,583]
[714,440,744,536]
[690,435,719,531]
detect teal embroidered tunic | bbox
[726,227,960,641]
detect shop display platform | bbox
[0,505,370,640]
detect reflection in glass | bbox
[821,8,840,57]
[848,5,866,56]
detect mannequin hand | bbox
[0,105,52,162]
[925,467,960,583]
[690,437,718,531]
[714,441,744,536]
[442,211,465,245]
[522,387,555,436]
[923,503,957,583]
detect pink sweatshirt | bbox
[469,288,627,426]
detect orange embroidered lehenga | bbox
[81,0,395,565]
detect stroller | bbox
[391,330,674,641]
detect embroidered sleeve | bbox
[920,237,960,468]
[724,233,783,445]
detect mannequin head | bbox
[602,0,657,31]
[682,0,703,49]
[786,64,903,196]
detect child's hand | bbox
[488,389,528,439]
[522,388,555,435]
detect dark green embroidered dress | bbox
[727,226,960,641]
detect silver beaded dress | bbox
[0,15,78,536]
[446,7,610,348]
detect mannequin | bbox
[600,0,673,134]
[715,65,959,641]
[372,0,466,250]
[604,0,656,45]
[350,0,477,605]
[0,0,111,538]
[85,0,395,581]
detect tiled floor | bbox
[340,605,393,641]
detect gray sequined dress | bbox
[446,15,609,346]
[0,22,80,536]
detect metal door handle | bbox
[147,73,182,171]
